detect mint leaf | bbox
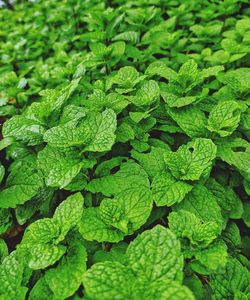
[0,158,43,208]
[45,239,87,299]
[2,115,45,146]
[78,207,125,243]
[127,225,183,283]
[28,243,66,270]
[207,100,241,136]
[210,258,250,299]
[167,107,208,138]
[83,262,135,300]
[44,122,90,148]
[37,146,83,188]
[152,173,192,206]
[87,161,150,197]
[217,138,250,175]
[166,138,217,181]
[84,109,117,152]
[175,185,223,229]
[29,278,54,300]
[169,210,220,248]
[0,252,27,300]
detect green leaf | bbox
[130,80,160,107]
[0,159,44,208]
[206,178,243,220]
[83,261,136,300]
[167,107,208,138]
[127,225,183,283]
[216,138,250,175]
[53,193,84,238]
[0,208,13,235]
[78,207,125,243]
[152,173,193,207]
[166,138,217,181]
[131,146,170,178]
[44,122,91,148]
[190,241,228,274]
[0,251,27,300]
[207,101,241,136]
[111,189,153,234]
[145,61,178,81]
[175,184,223,229]
[29,278,54,300]
[87,161,150,197]
[84,109,117,152]
[37,146,83,188]
[59,104,87,125]
[2,115,45,146]
[45,239,87,299]
[0,239,8,263]
[210,258,250,299]
[178,60,199,85]
[150,280,195,300]
[21,218,60,246]
[107,66,141,90]
[168,210,220,248]
[200,66,224,79]
[242,202,250,227]
[28,243,66,270]
[116,122,135,143]
[99,198,128,233]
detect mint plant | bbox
[0,0,249,299]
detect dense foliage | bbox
[0,0,250,299]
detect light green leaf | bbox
[53,193,84,240]
[217,138,250,175]
[0,160,43,208]
[21,218,59,246]
[166,138,217,181]
[44,122,90,148]
[175,185,223,229]
[152,173,192,207]
[107,66,140,90]
[84,109,117,152]
[28,243,66,270]
[168,210,220,248]
[2,115,45,146]
[200,66,224,79]
[78,207,125,243]
[87,161,150,197]
[178,60,199,84]
[59,104,87,125]
[131,146,170,178]
[0,251,27,300]
[210,258,250,299]
[99,198,128,233]
[207,101,241,136]
[145,61,178,81]
[112,189,153,234]
[151,280,195,300]
[190,241,228,274]
[127,225,183,283]
[130,80,160,107]
[83,261,136,300]
[37,146,83,188]
[45,239,87,299]
[167,106,208,138]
